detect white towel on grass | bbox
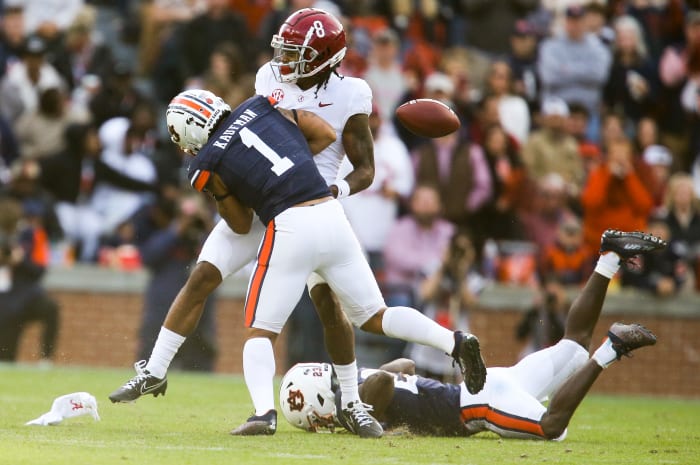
[26,392,100,426]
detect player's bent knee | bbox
[540,414,567,440]
[187,262,223,295]
[246,327,278,343]
[310,284,339,320]
[359,311,385,334]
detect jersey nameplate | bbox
[212,109,259,150]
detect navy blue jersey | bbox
[357,368,466,436]
[188,95,331,225]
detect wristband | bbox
[334,179,351,199]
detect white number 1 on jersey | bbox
[240,127,294,176]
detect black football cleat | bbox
[599,230,666,262]
[335,400,383,438]
[109,360,167,403]
[607,322,657,360]
[230,409,277,436]
[452,331,487,395]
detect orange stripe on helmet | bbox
[461,405,545,438]
[172,96,213,119]
[244,220,276,327]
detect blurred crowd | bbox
[1,0,700,372]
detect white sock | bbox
[243,338,276,416]
[594,252,621,279]
[382,306,457,354]
[592,338,618,369]
[146,327,186,378]
[333,360,360,408]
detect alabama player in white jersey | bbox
[109,8,486,437]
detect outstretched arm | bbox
[331,113,374,198]
[278,107,336,154]
[377,358,416,375]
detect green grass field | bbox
[1,364,698,465]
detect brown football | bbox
[395,99,460,138]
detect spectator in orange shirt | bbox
[539,216,593,286]
[580,138,654,253]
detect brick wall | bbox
[16,290,289,374]
[17,289,700,398]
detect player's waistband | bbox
[292,196,334,208]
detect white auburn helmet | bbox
[165,89,231,154]
[279,362,338,432]
[270,8,347,84]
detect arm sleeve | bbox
[254,63,273,95]
[95,160,158,193]
[189,168,211,192]
[346,78,373,118]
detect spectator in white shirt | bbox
[89,117,157,237]
[0,36,65,125]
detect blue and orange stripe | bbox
[244,220,276,327]
[461,404,545,438]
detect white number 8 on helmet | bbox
[166,89,231,154]
[279,362,338,432]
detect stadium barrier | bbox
[15,265,700,398]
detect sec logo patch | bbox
[271,89,285,101]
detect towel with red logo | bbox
[26,392,100,426]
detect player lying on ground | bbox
[280,229,664,439]
[109,8,485,439]
[112,89,486,437]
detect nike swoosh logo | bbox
[318,102,333,107]
[140,378,166,394]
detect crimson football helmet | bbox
[279,362,339,432]
[270,8,347,84]
[165,89,231,154]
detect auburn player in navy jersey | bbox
[188,95,333,228]
[112,88,487,437]
[280,230,664,439]
[110,8,487,439]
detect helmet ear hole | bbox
[166,89,231,154]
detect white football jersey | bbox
[255,63,373,185]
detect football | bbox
[395,98,460,138]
